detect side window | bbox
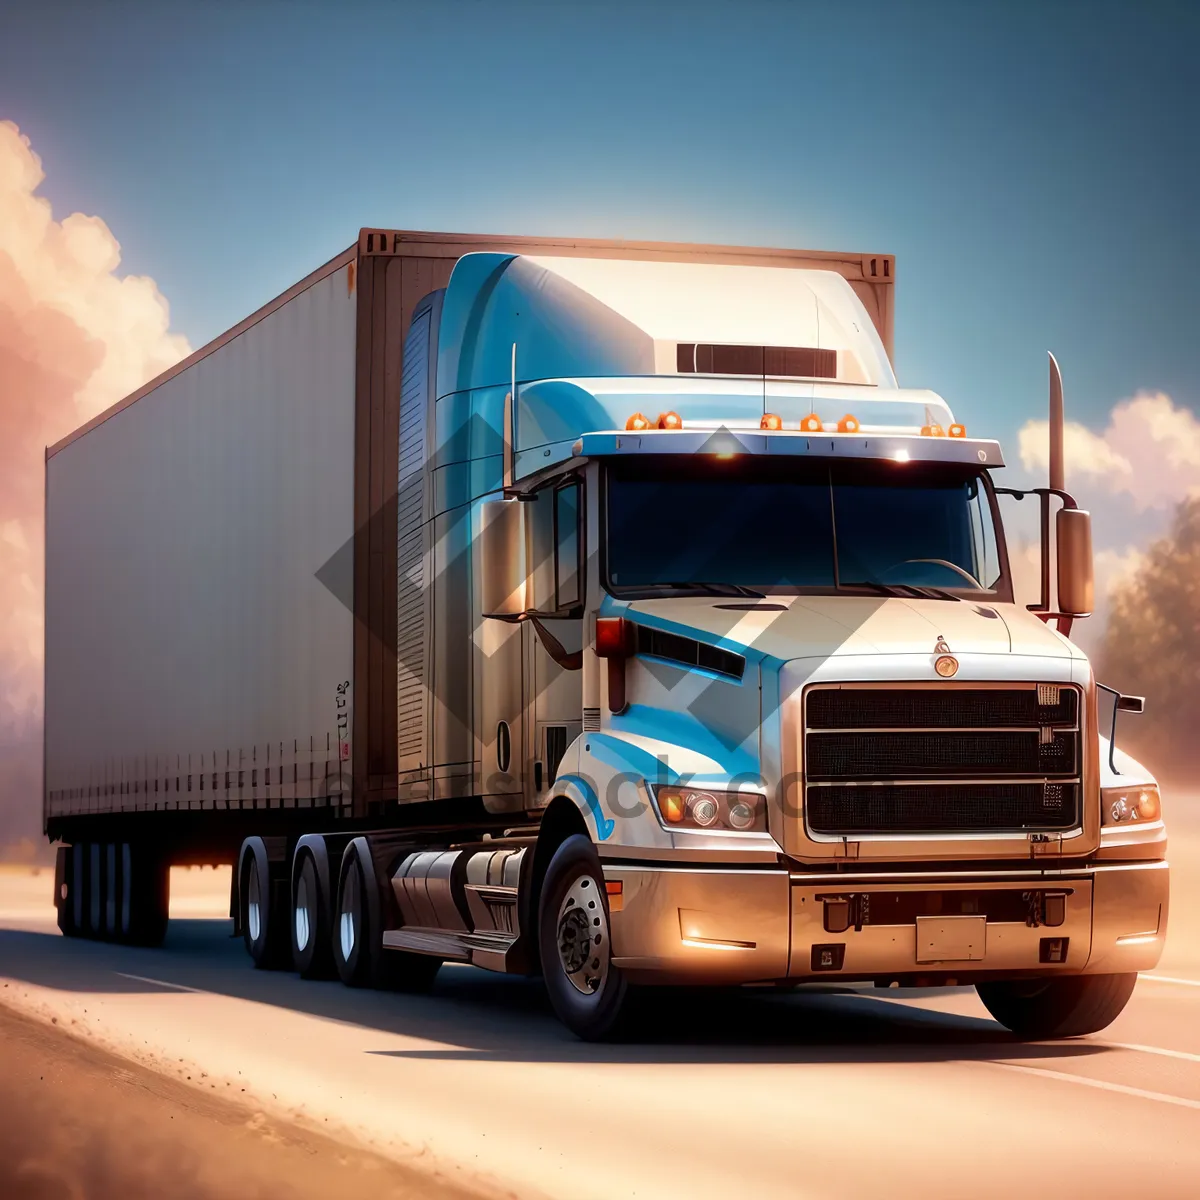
[554,483,581,610]
[967,479,1002,589]
[527,479,583,614]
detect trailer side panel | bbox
[45,260,359,830]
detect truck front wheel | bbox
[538,835,630,1041]
[977,973,1138,1038]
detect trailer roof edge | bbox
[46,244,358,460]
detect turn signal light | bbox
[660,792,686,823]
[760,412,783,430]
[1102,784,1162,825]
[921,423,945,437]
[595,616,634,658]
[626,412,652,431]
[657,411,684,430]
[799,413,824,433]
[948,423,967,438]
[837,414,860,433]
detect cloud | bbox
[1018,392,1200,511]
[0,120,190,841]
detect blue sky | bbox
[1,0,1196,452]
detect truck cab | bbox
[432,252,1167,1037]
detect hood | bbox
[622,595,1084,665]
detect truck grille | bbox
[803,685,1082,836]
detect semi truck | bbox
[44,228,1168,1040]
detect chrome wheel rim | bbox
[339,868,358,961]
[247,863,262,943]
[557,873,609,996]
[294,875,311,951]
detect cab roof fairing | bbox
[513,377,960,452]
[434,252,897,400]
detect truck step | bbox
[382,926,520,972]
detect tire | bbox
[241,844,289,969]
[332,846,440,992]
[977,973,1138,1038]
[55,845,82,938]
[291,850,334,979]
[537,834,630,1041]
[122,844,169,947]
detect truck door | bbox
[523,477,585,806]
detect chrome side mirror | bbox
[480,499,526,619]
[1056,507,1094,617]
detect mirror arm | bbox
[527,614,583,671]
[1096,682,1123,775]
[995,486,1082,622]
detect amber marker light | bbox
[760,413,783,430]
[922,423,945,437]
[657,410,684,430]
[837,414,860,433]
[1137,788,1161,821]
[660,792,686,823]
[799,413,824,432]
[948,423,967,438]
[626,412,651,431]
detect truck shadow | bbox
[0,918,1113,1068]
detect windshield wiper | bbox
[656,581,766,598]
[841,580,960,602]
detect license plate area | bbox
[915,915,986,963]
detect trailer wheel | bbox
[240,841,288,969]
[977,973,1138,1038]
[537,834,630,1041]
[54,845,82,938]
[126,845,169,947]
[291,849,334,979]
[333,843,440,992]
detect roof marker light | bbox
[657,411,684,430]
[626,412,652,431]
[948,423,967,438]
[760,413,783,430]
[799,414,824,433]
[921,423,945,437]
[837,414,860,433]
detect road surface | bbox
[3,801,1200,1200]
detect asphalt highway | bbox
[3,802,1200,1200]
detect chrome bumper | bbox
[604,859,1168,985]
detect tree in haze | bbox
[1097,495,1200,781]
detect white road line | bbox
[1102,1042,1200,1065]
[990,1061,1200,1111]
[114,971,207,994]
[1140,973,1200,988]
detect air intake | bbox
[677,343,838,379]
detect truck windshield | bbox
[604,457,1007,598]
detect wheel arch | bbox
[524,793,593,975]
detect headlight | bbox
[652,786,768,833]
[1101,784,1161,826]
